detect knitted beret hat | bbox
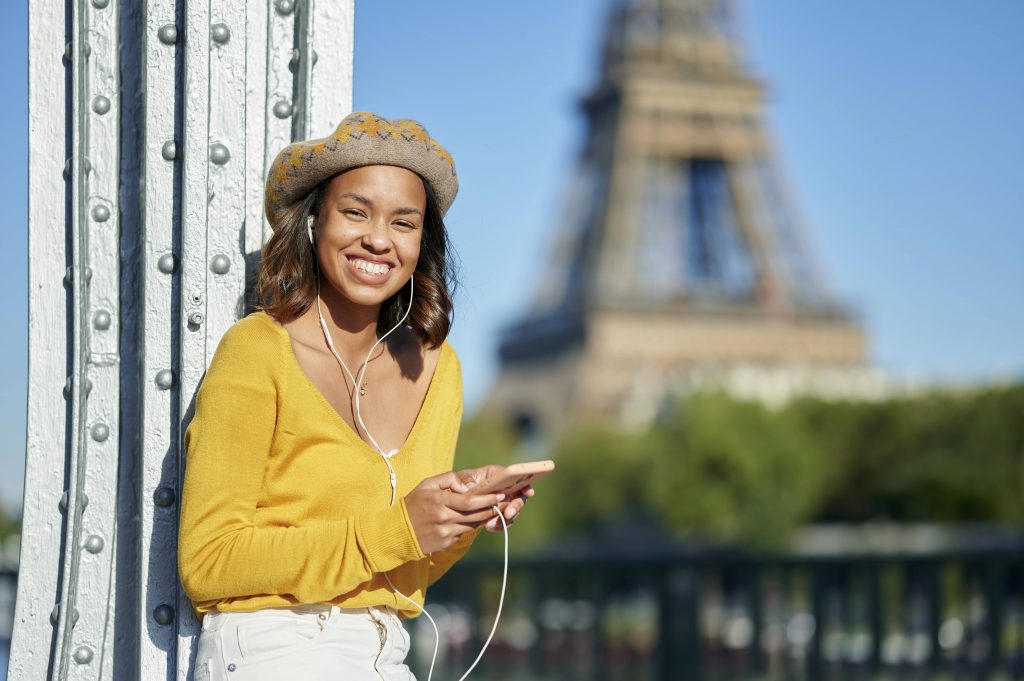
[264,111,458,230]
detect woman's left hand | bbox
[454,465,535,532]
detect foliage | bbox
[458,383,1024,552]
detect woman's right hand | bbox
[404,472,505,554]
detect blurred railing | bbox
[1,566,14,678]
[420,546,1024,681]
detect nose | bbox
[362,217,392,252]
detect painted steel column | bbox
[14,1,355,679]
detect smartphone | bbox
[470,460,555,497]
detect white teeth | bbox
[353,259,390,275]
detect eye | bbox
[341,208,366,219]
[394,220,417,229]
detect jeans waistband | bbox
[201,603,394,631]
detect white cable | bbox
[385,508,509,681]
[314,260,413,505]
[311,226,509,679]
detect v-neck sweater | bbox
[178,311,473,617]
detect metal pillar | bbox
[13,1,354,678]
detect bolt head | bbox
[154,487,176,508]
[189,311,205,326]
[161,140,177,161]
[272,100,293,119]
[93,309,112,331]
[210,254,231,275]
[153,604,175,625]
[73,646,94,664]
[211,23,231,45]
[158,24,178,45]
[155,369,175,390]
[84,534,105,554]
[91,0,110,8]
[91,204,111,223]
[275,0,295,16]
[90,422,110,442]
[92,95,111,115]
[157,253,176,274]
[210,143,230,165]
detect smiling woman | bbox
[177,111,533,680]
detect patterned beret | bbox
[264,111,458,229]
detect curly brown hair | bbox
[256,174,458,348]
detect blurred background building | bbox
[486,0,881,436]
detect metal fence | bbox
[417,546,1024,681]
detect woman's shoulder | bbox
[212,310,289,361]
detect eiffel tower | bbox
[486,0,867,435]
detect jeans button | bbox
[227,663,236,672]
[318,612,327,620]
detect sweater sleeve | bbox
[177,317,425,606]
[426,348,476,586]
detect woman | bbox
[178,111,530,680]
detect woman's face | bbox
[313,164,426,310]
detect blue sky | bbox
[1,1,1022,512]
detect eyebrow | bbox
[337,192,423,217]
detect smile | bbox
[347,257,393,278]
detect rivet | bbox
[312,50,318,66]
[211,23,231,45]
[93,310,112,331]
[210,254,231,274]
[73,646,94,664]
[64,375,73,397]
[158,24,178,45]
[50,604,80,626]
[84,267,93,283]
[84,377,93,393]
[157,253,176,274]
[90,422,110,442]
[84,534,104,553]
[189,311,205,326]
[153,604,175,625]
[64,158,72,178]
[64,267,74,286]
[228,663,237,672]
[82,157,92,174]
[288,49,299,74]
[84,43,92,58]
[154,487,176,508]
[272,100,293,119]
[60,491,89,512]
[91,204,111,222]
[190,290,204,305]
[91,0,110,8]
[274,0,295,16]
[155,369,175,390]
[209,143,230,165]
[161,140,177,161]
[92,95,111,115]
[64,42,72,62]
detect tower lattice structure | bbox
[486,0,866,434]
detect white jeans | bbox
[192,603,415,681]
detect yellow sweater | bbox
[178,311,474,617]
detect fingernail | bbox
[495,493,506,501]
[505,507,517,520]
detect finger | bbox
[452,506,501,524]
[422,471,461,490]
[447,492,505,512]
[504,499,523,520]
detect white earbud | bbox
[306,215,315,245]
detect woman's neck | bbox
[314,288,385,363]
